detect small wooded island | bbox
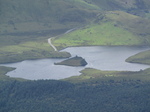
[54,56,87,66]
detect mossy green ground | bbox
[64,68,150,83]
[0,40,71,64]
[53,22,143,49]
[53,11,150,50]
[126,50,150,65]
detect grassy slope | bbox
[0,0,99,34]
[53,11,150,49]
[0,0,150,73]
[53,22,139,49]
[0,0,100,64]
[86,0,150,17]
[105,11,150,42]
[1,0,150,63]
[1,0,149,34]
[0,40,71,64]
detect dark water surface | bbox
[1,46,150,80]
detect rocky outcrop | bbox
[54,56,87,67]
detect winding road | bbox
[48,38,57,51]
[47,28,77,51]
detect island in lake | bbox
[54,56,87,66]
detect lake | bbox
[1,46,150,80]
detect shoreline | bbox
[0,45,150,64]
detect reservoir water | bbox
[1,46,150,80]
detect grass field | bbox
[53,21,143,49]
[126,50,150,65]
[0,40,71,64]
[53,11,150,50]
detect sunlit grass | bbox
[0,40,71,63]
[53,22,142,49]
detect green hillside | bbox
[0,0,99,63]
[1,0,150,35]
[1,0,150,63]
[0,0,99,34]
[53,11,150,49]
[85,0,150,17]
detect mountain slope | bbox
[53,11,150,49]
[1,0,150,35]
[0,0,100,63]
[85,0,150,17]
[1,0,150,63]
[0,0,99,35]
